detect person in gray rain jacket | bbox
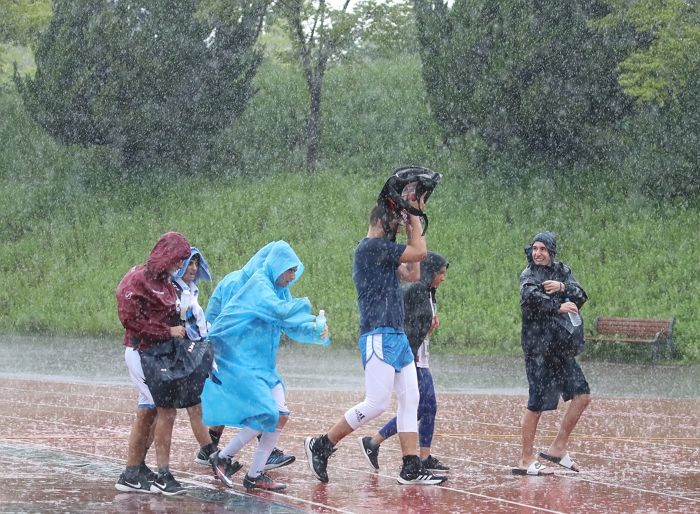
[514,231,591,476]
[358,252,450,473]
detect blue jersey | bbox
[353,237,406,333]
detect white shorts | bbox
[124,347,155,409]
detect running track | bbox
[0,378,698,513]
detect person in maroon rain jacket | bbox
[115,231,192,496]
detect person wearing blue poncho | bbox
[202,241,329,491]
[203,241,296,471]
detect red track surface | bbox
[0,378,698,513]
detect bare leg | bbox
[519,408,542,469]
[186,403,213,447]
[398,432,418,457]
[370,432,387,446]
[547,394,591,457]
[327,418,353,445]
[154,407,177,470]
[419,447,430,460]
[127,407,157,466]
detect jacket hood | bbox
[145,232,191,277]
[173,246,212,282]
[420,251,448,287]
[263,241,304,288]
[525,231,557,264]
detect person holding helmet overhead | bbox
[304,167,447,486]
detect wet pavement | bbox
[0,335,698,513]
[1,334,698,398]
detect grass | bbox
[1,55,698,361]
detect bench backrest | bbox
[595,317,674,338]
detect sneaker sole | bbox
[357,437,379,471]
[303,437,328,483]
[115,483,156,494]
[150,485,187,496]
[244,482,288,491]
[194,457,212,465]
[396,475,448,486]
[214,463,235,488]
[263,455,296,471]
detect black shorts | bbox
[525,353,590,411]
[139,339,210,409]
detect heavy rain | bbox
[1,0,698,513]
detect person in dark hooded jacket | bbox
[514,231,591,476]
[358,252,450,473]
[115,232,193,496]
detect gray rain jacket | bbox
[520,253,587,356]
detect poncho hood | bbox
[173,246,212,282]
[419,251,448,288]
[263,241,304,290]
[145,232,191,278]
[525,231,557,265]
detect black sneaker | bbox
[150,471,186,496]
[209,428,222,446]
[397,455,447,486]
[211,450,243,488]
[358,436,380,470]
[304,435,334,483]
[195,443,218,465]
[243,473,287,491]
[138,462,158,482]
[263,447,296,471]
[421,455,450,471]
[115,471,156,494]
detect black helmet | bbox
[377,166,442,235]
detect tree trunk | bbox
[306,76,323,174]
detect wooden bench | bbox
[586,317,676,363]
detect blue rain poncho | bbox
[205,241,278,324]
[201,241,329,432]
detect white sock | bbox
[248,429,281,477]
[220,427,260,458]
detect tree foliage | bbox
[594,0,700,107]
[15,0,267,168]
[0,0,52,47]
[413,0,637,164]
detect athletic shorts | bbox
[525,353,590,411]
[359,327,415,372]
[124,347,155,409]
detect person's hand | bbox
[559,301,579,314]
[321,325,330,340]
[542,280,564,294]
[170,325,186,338]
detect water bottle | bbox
[315,310,326,336]
[565,298,582,326]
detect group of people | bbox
[113,170,592,496]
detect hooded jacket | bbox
[520,232,587,355]
[403,252,448,358]
[172,247,212,341]
[205,241,279,324]
[201,241,328,432]
[116,232,191,349]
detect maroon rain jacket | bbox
[116,232,191,350]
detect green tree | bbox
[414,0,637,164]
[0,0,51,47]
[593,1,700,200]
[277,0,360,173]
[595,0,700,107]
[15,0,267,168]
